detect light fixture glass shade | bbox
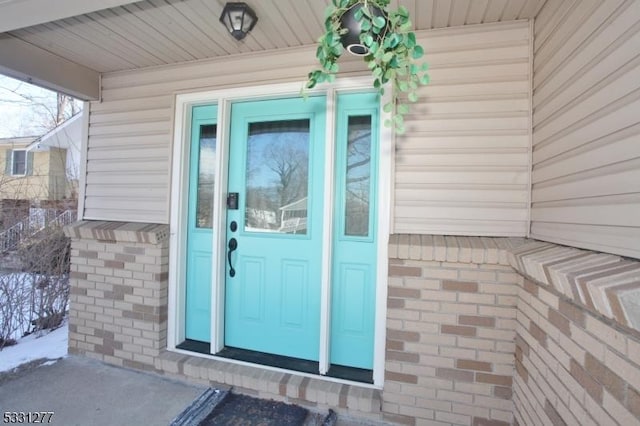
[220,2,258,40]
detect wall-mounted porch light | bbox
[219,2,258,40]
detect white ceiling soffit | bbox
[0,0,141,33]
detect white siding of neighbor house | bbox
[85,21,531,237]
[393,21,531,236]
[531,0,640,259]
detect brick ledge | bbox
[390,235,640,333]
[65,220,169,244]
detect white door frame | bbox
[167,78,392,387]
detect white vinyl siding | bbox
[394,21,531,236]
[86,47,358,223]
[531,0,640,258]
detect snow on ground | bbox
[0,322,68,373]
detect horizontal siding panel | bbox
[401,134,530,149]
[87,147,168,161]
[395,187,529,203]
[532,0,639,261]
[532,162,640,203]
[532,95,640,162]
[406,115,529,133]
[534,33,640,125]
[531,194,640,227]
[90,108,173,124]
[396,151,529,167]
[421,81,530,98]
[532,129,640,183]
[88,120,172,137]
[425,22,530,51]
[530,222,640,259]
[426,44,529,67]
[395,219,528,237]
[396,204,528,222]
[88,134,172,149]
[419,98,530,115]
[533,63,640,144]
[533,0,632,87]
[395,169,529,185]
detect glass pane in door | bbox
[244,119,310,235]
[344,116,372,237]
[195,124,217,228]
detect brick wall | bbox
[65,221,169,372]
[65,223,640,425]
[384,236,524,426]
[515,278,640,425]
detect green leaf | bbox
[373,16,386,29]
[384,118,392,128]
[398,80,408,92]
[397,104,409,114]
[383,102,393,113]
[421,63,429,71]
[361,18,372,31]
[382,51,394,62]
[354,7,363,21]
[420,74,430,85]
[412,45,424,59]
[408,92,418,102]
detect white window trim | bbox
[10,149,28,176]
[168,79,393,388]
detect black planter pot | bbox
[339,3,385,56]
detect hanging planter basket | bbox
[305,0,430,134]
[339,3,386,56]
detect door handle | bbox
[228,238,238,277]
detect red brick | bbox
[559,299,585,327]
[388,287,421,298]
[386,350,419,363]
[387,298,405,309]
[389,265,422,277]
[584,353,625,403]
[529,322,547,347]
[385,371,418,384]
[494,386,512,400]
[476,373,512,386]
[627,386,640,419]
[544,399,567,426]
[456,359,492,372]
[386,339,404,351]
[436,367,474,382]
[387,329,420,342]
[383,413,416,426]
[570,359,603,403]
[473,417,510,426]
[523,279,538,296]
[459,315,496,328]
[516,360,528,382]
[441,324,476,336]
[443,280,478,293]
[548,308,570,336]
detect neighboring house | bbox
[0,1,638,425]
[0,112,82,202]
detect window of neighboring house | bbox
[11,150,27,176]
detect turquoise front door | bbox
[224,96,327,361]
[185,104,217,342]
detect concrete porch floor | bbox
[0,356,376,425]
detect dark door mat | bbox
[199,393,308,425]
[171,388,230,426]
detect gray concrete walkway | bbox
[0,356,205,426]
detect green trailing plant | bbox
[305,0,429,134]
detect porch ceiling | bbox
[0,0,546,98]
